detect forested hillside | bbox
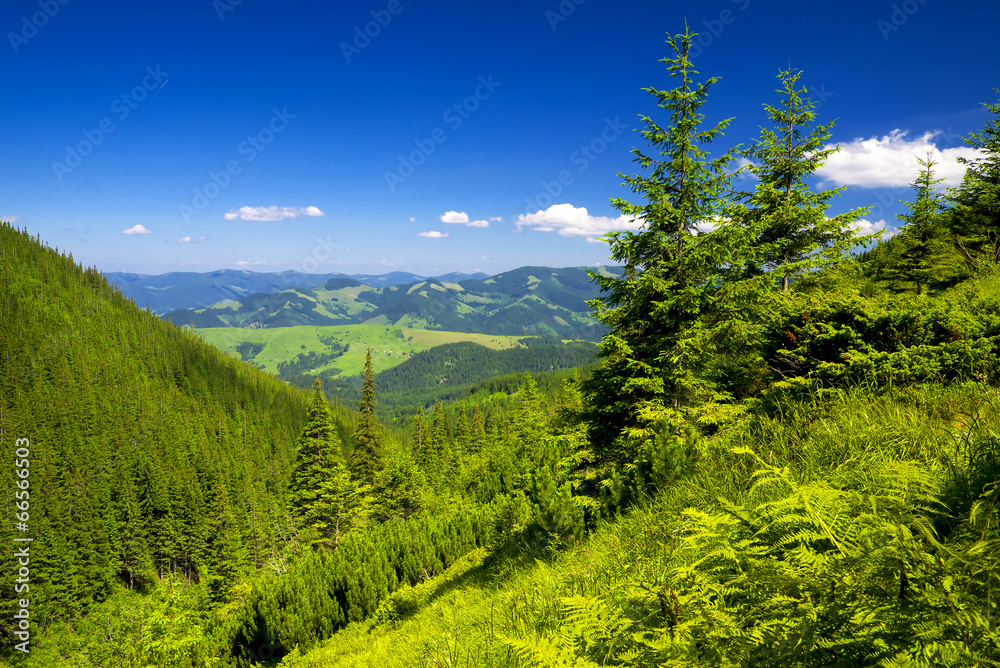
[164,265,618,340]
[0,224,322,660]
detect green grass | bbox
[281,381,1000,667]
[195,325,528,378]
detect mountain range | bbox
[105,269,489,314]
[163,265,620,340]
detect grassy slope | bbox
[283,380,999,667]
[196,324,527,378]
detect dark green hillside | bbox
[314,340,598,412]
[0,223,320,654]
[376,341,597,394]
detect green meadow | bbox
[195,324,528,377]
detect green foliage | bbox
[757,289,1000,393]
[221,501,491,665]
[949,90,1000,268]
[349,348,386,483]
[0,222,310,657]
[869,154,963,294]
[586,24,743,457]
[735,66,873,291]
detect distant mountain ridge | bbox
[164,265,621,340]
[105,268,489,314]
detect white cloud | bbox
[490,216,502,222]
[178,236,192,243]
[3,215,23,223]
[122,224,151,235]
[419,231,449,238]
[514,203,641,237]
[224,205,326,221]
[439,210,489,227]
[852,218,897,240]
[816,130,980,189]
[198,235,209,241]
[409,217,416,222]
[440,211,469,224]
[234,260,249,266]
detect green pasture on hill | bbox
[195,324,529,378]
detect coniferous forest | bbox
[3,24,1000,667]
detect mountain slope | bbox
[0,223,321,648]
[165,266,620,340]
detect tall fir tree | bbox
[881,153,951,294]
[950,91,1000,267]
[470,406,486,454]
[289,380,343,537]
[584,24,742,457]
[736,67,871,291]
[349,347,384,483]
[311,462,372,548]
[411,405,429,458]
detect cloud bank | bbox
[817,130,979,189]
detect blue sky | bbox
[2,0,998,276]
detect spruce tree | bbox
[411,405,429,458]
[737,67,871,291]
[349,348,384,483]
[312,462,372,548]
[950,91,1000,267]
[585,24,741,457]
[882,153,950,294]
[289,379,342,535]
[470,406,486,454]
